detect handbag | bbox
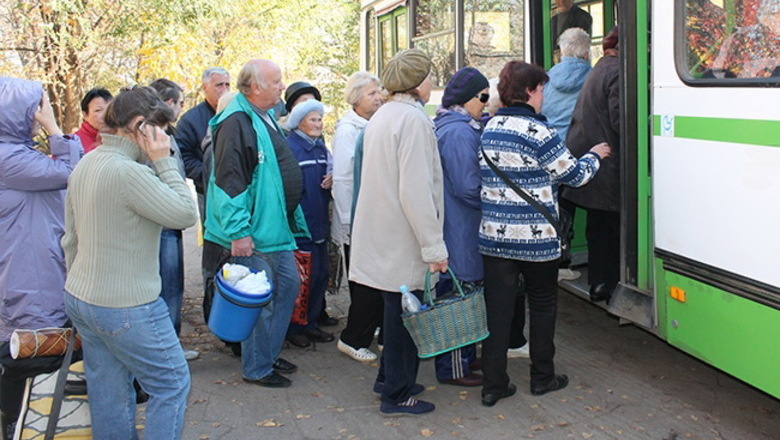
[290,250,312,326]
[401,269,489,358]
[481,146,569,254]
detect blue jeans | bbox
[235,251,299,380]
[64,294,190,440]
[288,241,328,334]
[159,229,184,334]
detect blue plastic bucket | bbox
[208,270,273,342]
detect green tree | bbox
[0,0,359,136]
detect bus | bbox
[358,0,780,398]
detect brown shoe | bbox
[437,373,483,387]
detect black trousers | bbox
[339,245,383,348]
[360,285,420,404]
[481,256,560,396]
[585,208,620,288]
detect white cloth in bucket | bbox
[221,263,271,294]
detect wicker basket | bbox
[402,269,489,358]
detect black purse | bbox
[481,146,570,256]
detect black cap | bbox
[284,81,321,113]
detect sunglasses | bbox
[476,93,489,104]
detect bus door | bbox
[532,1,655,328]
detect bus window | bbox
[397,12,409,51]
[367,9,376,73]
[381,18,393,70]
[414,0,456,87]
[463,0,524,80]
[684,0,780,80]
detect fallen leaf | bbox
[312,392,323,397]
[256,419,281,427]
[296,414,311,419]
[582,433,594,439]
[421,428,434,437]
[214,379,227,385]
[384,421,400,427]
[211,422,221,427]
[494,414,505,420]
[531,424,546,431]
[451,418,462,424]
[557,421,570,427]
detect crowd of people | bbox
[0,23,620,436]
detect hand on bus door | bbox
[589,142,611,159]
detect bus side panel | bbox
[655,266,780,399]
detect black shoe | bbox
[318,316,339,327]
[437,373,483,387]
[287,333,311,348]
[273,358,298,375]
[243,372,291,388]
[304,328,335,343]
[481,383,517,407]
[589,284,613,303]
[531,374,569,396]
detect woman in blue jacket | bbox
[284,100,336,347]
[433,67,490,388]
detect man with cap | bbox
[284,81,322,114]
[350,48,447,416]
[432,66,490,388]
[203,59,309,388]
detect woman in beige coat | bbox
[349,48,448,416]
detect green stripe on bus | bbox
[653,115,780,147]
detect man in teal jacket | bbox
[204,59,309,388]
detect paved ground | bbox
[169,226,779,440]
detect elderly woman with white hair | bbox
[331,71,385,363]
[284,100,336,347]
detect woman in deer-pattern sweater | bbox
[478,61,610,407]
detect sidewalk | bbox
[173,226,779,440]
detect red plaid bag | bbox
[291,250,312,325]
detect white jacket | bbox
[330,109,368,245]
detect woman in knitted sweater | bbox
[62,87,198,439]
[479,61,610,406]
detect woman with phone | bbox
[62,86,198,439]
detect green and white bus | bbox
[359,0,780,398]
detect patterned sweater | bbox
[479,104,600,262]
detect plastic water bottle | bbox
[400,285,422,313]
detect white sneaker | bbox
[558,268,581,281]
[507,343,529,359]
[183,350,200,361]
[337,339,377,363]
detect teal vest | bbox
[204,93,309,252]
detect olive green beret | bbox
[380,48,432,93]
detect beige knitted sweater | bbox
[62,134,198,307]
